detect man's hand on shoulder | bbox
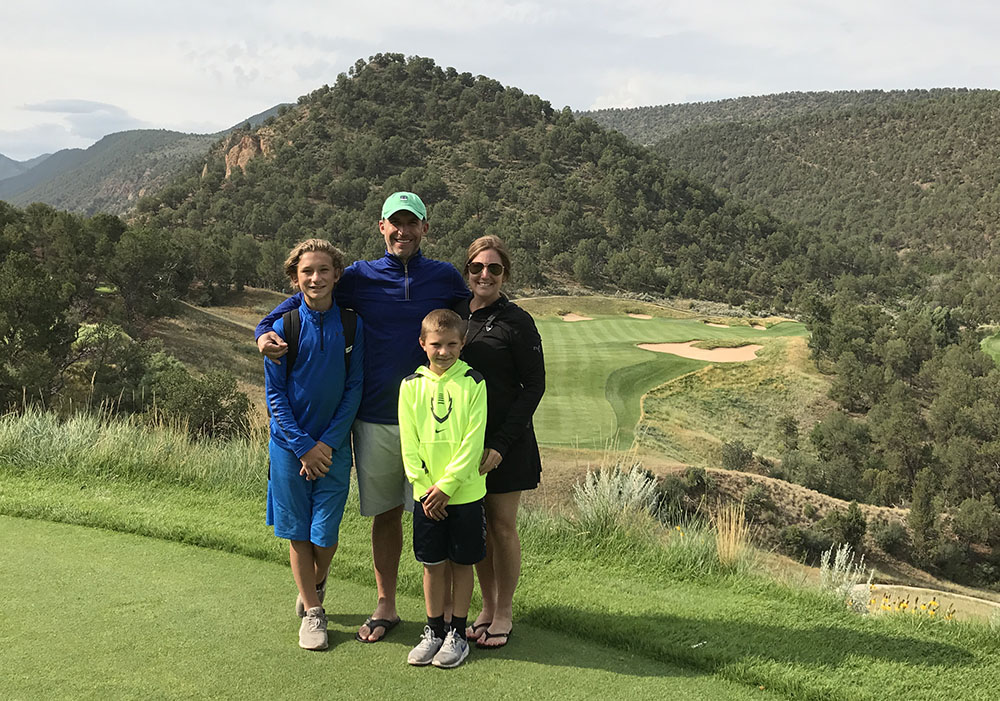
[258,331,288,362]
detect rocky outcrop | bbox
[225,134,262,178]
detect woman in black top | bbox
[458,235,545,649]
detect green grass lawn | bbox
[4,515,767,701]
[529,312,809,450]
[4,410,1000,701]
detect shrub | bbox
[819,543,870,607]
[821,501,867,550]
[721,440,754,471]
[871,519,909,556]
[803,503,818,520]
[781,524,834,564]
[682,466,713,493]
[150,368,251,439]
[952,496,999,545]
[656,474,687,515]
[743,484,774,522]
[931,540,968,580]
[573,466,658,537]
[776,414,799,450]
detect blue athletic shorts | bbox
[266,439,350,548]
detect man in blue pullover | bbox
[256,192,470,642]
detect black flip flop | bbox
[475,627,512,649]
[467,620,491,642]
[355,616,401,643]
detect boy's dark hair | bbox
[420,309,467,341]
[283,238,345,288]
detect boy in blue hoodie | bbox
[265,239,364,651]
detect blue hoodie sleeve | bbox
[255,292,303,340]
[319,316,365,451]
[264,315,317,458]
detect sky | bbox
[3,0,1000,160]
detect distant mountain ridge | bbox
[0,152,51,181]
[584,87,1000,320]
[0,104,289,215]
[580,88,978,144]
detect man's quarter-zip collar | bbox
[384,250,424,301]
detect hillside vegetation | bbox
[136,53,909,310]
[582,88,970,144]
[0,130,217,215]
[0,105,285,216]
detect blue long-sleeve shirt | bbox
[257,251,469,425]
[265,298,364,460]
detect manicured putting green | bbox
[1,516,774,700]
[533,315,806,449]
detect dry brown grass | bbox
[713,501,752,568]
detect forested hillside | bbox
[637,90,1000,322]
[0,106,286,216]
[581,89,965,144]
[0,130,216,215]
[586,88,1000,584]
[137,53,908,310]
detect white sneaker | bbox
[432,629,469,669]
[296,579,327,618]
[407,626,444,666]
[299,607,328,650]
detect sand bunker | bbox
[704,322,729,328]
[751,324,766,330]
[627,313,653,320]
[638,340,763,362]
[560,313,593,322]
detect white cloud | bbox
[589,71,767,109]
[5,0,1000,158]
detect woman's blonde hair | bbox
[283,238,345,289]
[464,235,512,282]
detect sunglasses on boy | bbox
[467,262,504,276]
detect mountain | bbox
[0,154,25,181]
[580,88,970,145]
[136,53,904,310]
[0,103,289,215]
[0,152,49,181]
[583,89,1000,320]
[0,131,215,215]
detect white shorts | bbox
[352,419,414,517]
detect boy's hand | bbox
[299,443,332,481]
[421,485,450,521]
[479,448,503,475]
[258,331,288,362]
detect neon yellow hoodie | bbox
[398,358,487,505]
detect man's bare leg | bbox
[358,504,403,641]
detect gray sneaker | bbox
[407,626,444,666]
[299,607,328,650]
[432,629,469,669]
[296,579,327,618]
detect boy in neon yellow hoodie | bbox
[398,309,487,669]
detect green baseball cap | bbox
[381,191,427,221]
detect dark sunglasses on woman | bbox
[468,262,504,276]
